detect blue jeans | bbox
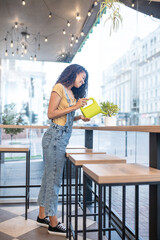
[38,123,72,216]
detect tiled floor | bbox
[0,203,113,240]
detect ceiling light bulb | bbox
[21,53,24,57]
[12,52,14,56]
[67,21,70,27]
[88,11,91,17]
[15,22,18,28]
[76,13,80,21]
[34,55,37,61]
[49,12,52,18]
[81,31,84,36]
[70,42,73,47]
[10,41,13,48]
[26,33,30,38]
[24,46,27,54]
[63,29,66,35]
[75,37,78,43]
[94,1,98,6]
[22,0,26,6]
[71,34,74,41]
[45,37,48,42]
[5,50,8,56]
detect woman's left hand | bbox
[80,115,90,122]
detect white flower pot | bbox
[105,116,117,126]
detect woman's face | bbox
[73,71,86,88]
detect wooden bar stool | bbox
[0,145,30,220]
[64,149,106,236]
[68,154,126,240]
[83,163,160,240]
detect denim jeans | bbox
[38,87,75,216]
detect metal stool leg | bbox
[83,172,87,240]
[122,185,126,240]
[135,185,139,240]
[62,165,65,223]
[98,184,103,240]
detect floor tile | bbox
[0,232,13,240]
[18,227,66,240]
[0,216,38,238]
[0,208,18,223]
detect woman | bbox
[37,64,90,236]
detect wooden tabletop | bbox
[0,145,30,152]
[83,163,160,184]
[69,154,126,166]
[73,125,160,133]
[66,149,106,158]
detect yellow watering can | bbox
[80,98,107,118]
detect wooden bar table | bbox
[73,125,160,239]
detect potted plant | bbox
[100,101,120,126]
[98,0,123,35]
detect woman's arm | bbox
[74,115,90,122]
[48,91,88,120]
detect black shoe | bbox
[37,216,50,228]
[48,222,66,236]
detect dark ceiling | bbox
[0,0,160,63]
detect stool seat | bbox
[0,145,30,152]
[83,163,160,184]
[69,154,126,166]
[66,149,106,158]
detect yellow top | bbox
[52,83,76,126]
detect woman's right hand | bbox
[74,98,89,109]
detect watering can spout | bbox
[80,97,107,118]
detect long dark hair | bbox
[56,64,88,99]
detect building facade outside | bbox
[101,26,160,125]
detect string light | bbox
[88,11,91,17]
[75,37,78,43]
[62,54,65,57]
[132,3,134,7]
[71,34,74,41]
[26,33,30,38]
[70,42,73,47]
[22,0,26,6]
[63,29,66,35]
[81,31,84,36]
[10,41,13,48]
[49,12,52,18]
[67,21,70,27]
[24,46,27,54]
[45,37,48,42]
[5,50,8,56]
[21,53,24,57]
[94,1,98,6]
[12,52,14,56]
[15,22,18,28]
[34,55,37,61]
[30,56,33,60]
[76,13,80,21]
[16,48,19,54]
